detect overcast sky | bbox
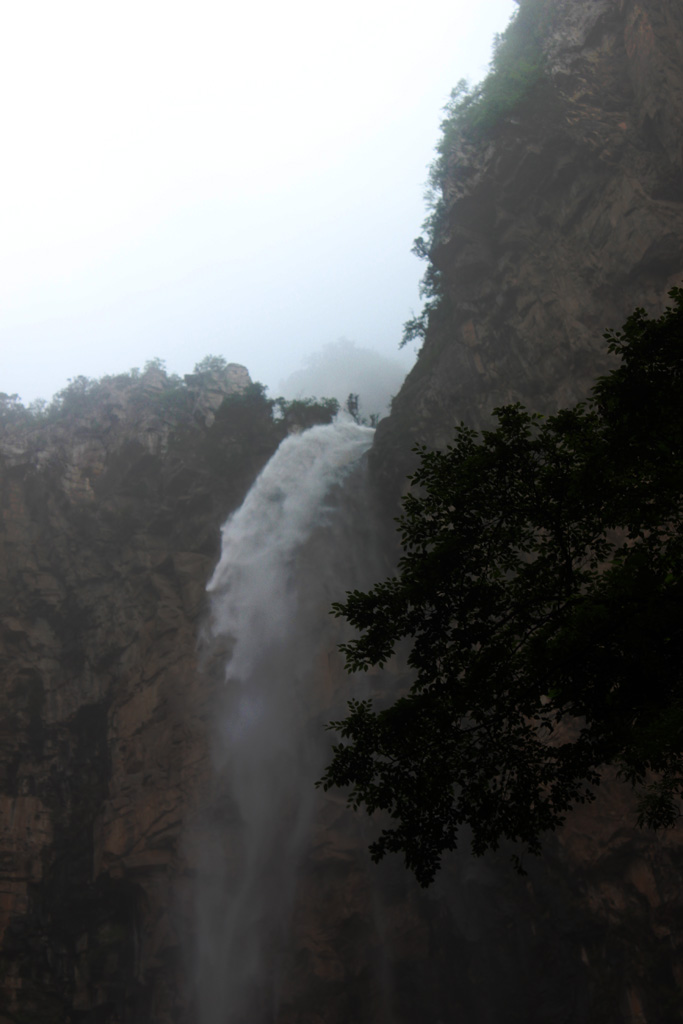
[0,0,516,406]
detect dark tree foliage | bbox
[345,393,361,423]
[273,395,340,432]
[320,290,683,886]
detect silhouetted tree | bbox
[320,290,683,885]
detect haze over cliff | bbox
[1,1,683,1021]
[0,1,516,407]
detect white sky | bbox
[0,0,516,405]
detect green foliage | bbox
[214,382,273,431]
[431,0,553,184]
[0,392,30,425]
[1,358,228,427]
[403,0,555,350]
[344,393,380,427]
[0,354,345,458]
[149,384,193,416]
[143,357,167,374]
[168,381,268,460]
[320,290,683,886]
[345,393,360,423]
[273,396,340,431]
[28,397,49,418]
[401,303,437,349]
[193,354,229,374]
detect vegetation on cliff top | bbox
[323,290,683,885]
[403,0,555,348]
[0,355,338,435]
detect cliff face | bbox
[376,0,683,477]
[1,0,683,1021]
[0,367,285,1021]
[369,0,683,1017]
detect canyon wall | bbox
[376,0,683,480]
[0,367,286,1020]
[370,0,683,1018]
[1,0,683,1021]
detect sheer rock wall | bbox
[0,368,281,1021]
[375,0,683,481]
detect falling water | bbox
[195,417,380,1024]
[190,415,592,1024]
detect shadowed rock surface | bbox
[0,366,285,1020]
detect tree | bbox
[0,393,27,424]
[319,290,683,886]
[193,354,228,374]
[345,393,360,423]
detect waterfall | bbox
[195,417,379,1024]
[190,415,585,1024]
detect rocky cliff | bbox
[0,366,293,1020]
[376,0,683,480]
[1,0,683,1021]
[370,0,683,1018]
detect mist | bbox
[0,0,517,406]
[278,339,407,421]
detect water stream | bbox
[195,417,380,1024]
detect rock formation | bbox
[376,0,683,479]
[370,0,683,1018]
[0,365,288,1021]
[1,0,683,1021]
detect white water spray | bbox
[196,418,378,1024]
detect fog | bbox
[278,339,407,421]
[0,0,516,406]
